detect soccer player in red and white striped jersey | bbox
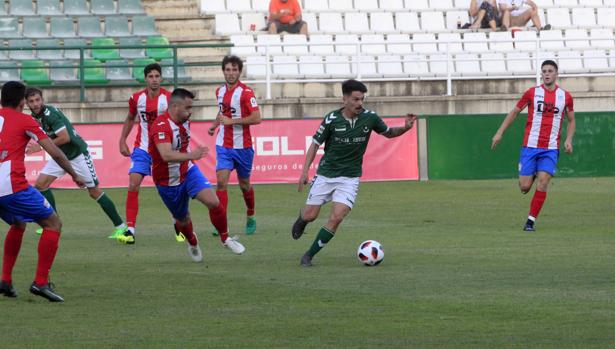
[492,60,576,232]
[208,55,262,236]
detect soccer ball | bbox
[357,240,384,266]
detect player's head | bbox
[25,87,45,115]
[169,88,195,122]
[541,60,558,86]
[341,79,367,116]
[221,55,243,86]
[1,81,27,111]
[144,63,162,91]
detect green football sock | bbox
[40,188,57,212]
[307,227,335,257]
[96,192,124,227]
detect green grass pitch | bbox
[2,178,615,348]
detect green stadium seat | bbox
[91,37,120,61]
[50,60,77,83]
[119,37,145,59]
[21,60,52,86]
[146,36,173,60]
[64,0,89,16]
[23,17,50,38]
[105,16,131,37]
[160,59,190,82]
[36,39,63,60]
[106,60,134,81]
[132,16,158,36]
[51,17,76,38]
[0,18,21,39]
[0,62,20,81]
[132,58,156,82]
[10,0,35,16]
[63,38,91,59]
[119,0,145,14]
[37,0,63,16]
[0,2,6,16]
[78,17,104,38]
[0,47,7,61]
[77,59,108,84]
[91,0,116,15]
[9,39,35,60]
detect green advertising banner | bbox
[427,112,615,179]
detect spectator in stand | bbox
[498,0,551,31]
[468,0,500,30]
[268,0,307,35]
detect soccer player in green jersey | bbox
[25,88,129,239]
[291,79,417,266]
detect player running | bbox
[25,88,128,239]
[492,60,576,232]
[0,81,85,302]
[291,79,417,267]
[150,88,246,261]
[208,55,261,236]
[118,63,173,244]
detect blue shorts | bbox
[129,148,152,176]
[518,147,559,176]
[216,145,254,179]
[0,186,55,225]
[156,166,212,220]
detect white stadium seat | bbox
[361,34,387,54]
[201,0,225,13]
[256,34,283,54]
[579,0,602,5]
[370,12,396,33]
[404,0,430,11]
[420,11,446,32]
[429,0,454,10]
[437,33,463,53]
[540,30,565,50]
[329,0,353,11]
[481,53,507,75]
[565,29,590,49]
[456,53,484,76]
[336,34,360,54]
[377,55,404,77]
[355,0,380,11]
[230,34,256,55]
[429,53,451,76]
[227,0,252,12]
[605,0,615,4]
[380,0,405,11]
[325,55,352,77]
[302,12,318,33]
[246,55,268,78]
[351,56,379,77]
[395,12,420,32]
[552,0,577,6]
[319,12,344,33]
[283,34,309,55]
[309,34,335,55]
[557,50,585,73]
[463,32,489,52]
[345,12,370,34]
[272,55,300,77]
[215,14,241,35]
[299,55,327,77]
[546,8,571,28]
[507,52,533,75]
[241,13,266,33]
[445,11,469,30]
[583,50,610,72]
[533,0,554,7]
[304,0,328,12]
[412,33,438,54]
[610,49,615,69]
[454,0,471,7]
[403,54,430,76]
[252,0,269,12]
[387,34,412,54]
[590,28,614,49]
[571,7,597,27]
[514,30,538,51]
[596,8,615,28]
[489,31,514,52]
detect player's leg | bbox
[236,147,256,235]
[292,204,321,240]
[212,145,233,236]
[0,218,26,298]
[31,212,65,301]
[525,150,558,231]
[88,186,128,237]
[123,148,151,238]
[292,175,330,240]
[34,174,58,212]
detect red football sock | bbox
[178,219,198,246]
[2,225,25,283]
[216,190,228,211]
[208,203,228,242]
[529,190,547,220]
[125,190,139,228]
[243,187,255,216]
[35,229,61,285]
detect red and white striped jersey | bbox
[215,81,259,149]
[0,108,48,197]
[149,112,193,186]
[128,88,171,152]
[516,84,574,150]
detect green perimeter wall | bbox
[427,112,615,179]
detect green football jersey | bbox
[313,108,388,178]
[32,105,89,160]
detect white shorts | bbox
[41,153,99,188]
[306,175,360,209]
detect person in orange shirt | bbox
[268,0,307,34]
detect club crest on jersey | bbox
[158,132,166,139]
[250,97,258,108]
[363,126,369,133]
[536,101,560,114]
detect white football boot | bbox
[223,235,245,254]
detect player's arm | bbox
[298,141,319,192]
[218,109,262,126]
[208,117,221,136]
[156,142,208,162]
[564,110,576,154]
[492,106,522,149]
[382,113,417,138]
[119,111,137,157]
[38,138,85,187]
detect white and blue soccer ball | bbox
[357,240,384,266]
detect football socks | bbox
[2,225,25,284]
[307,227,335,257]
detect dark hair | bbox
[144,63,162,77]
[541,60,558,71]
[222,55,243,72]
[170,88,195,103]
[342,79,367,96]
[25,87,43,99]
[1,81,26,108]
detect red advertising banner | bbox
[25,118,418,188]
